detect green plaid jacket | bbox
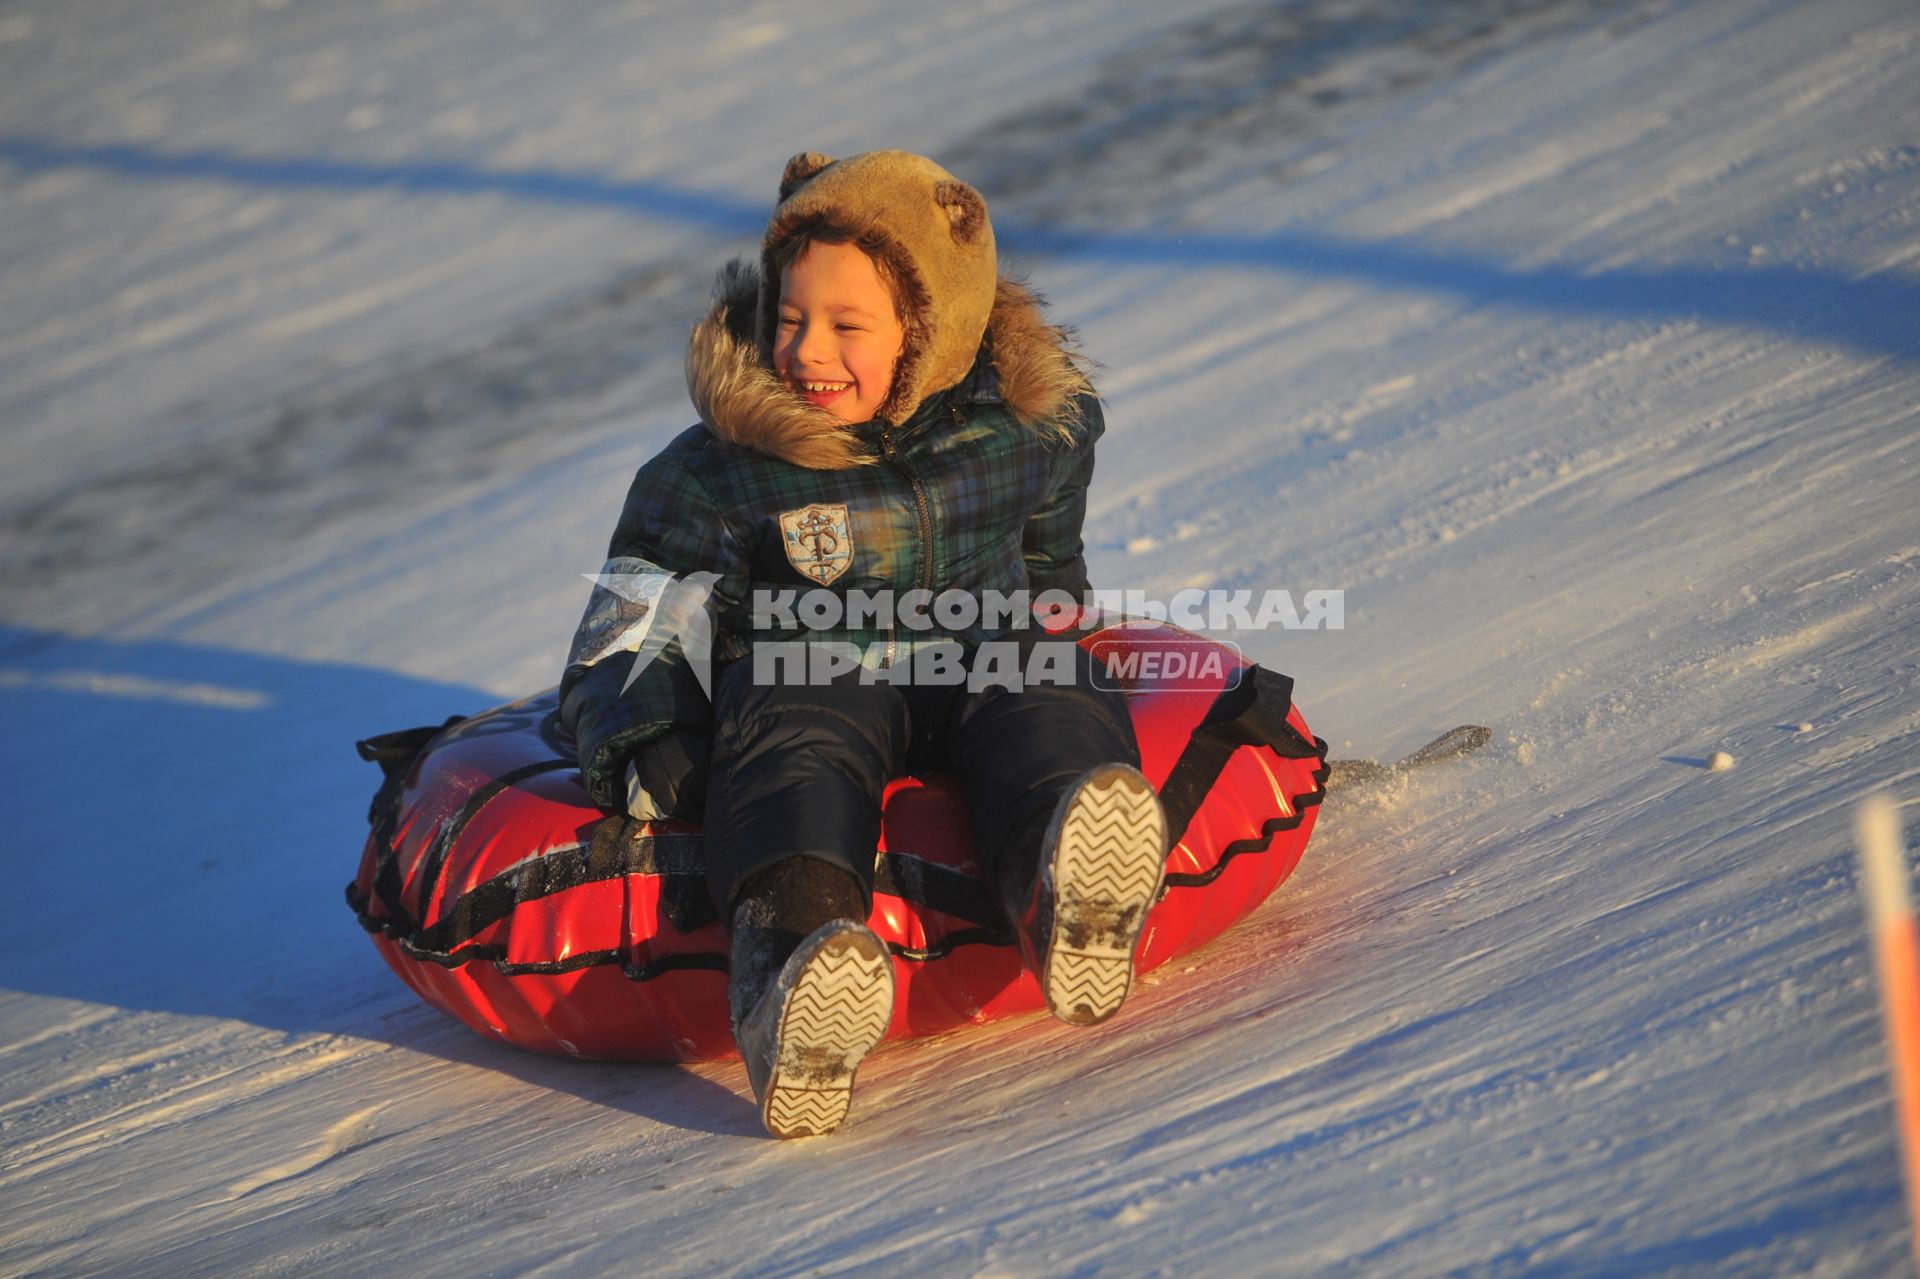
[559,357,1103,807]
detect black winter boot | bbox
[726,857,869,1027]
[734,919,894,1138]
[1006,764,1168,1026]
[728,858,894,1138]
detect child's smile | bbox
[795,377,852,409]
[772,240,906,425]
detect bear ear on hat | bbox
[933,179,988,245]
[778,152,835,202]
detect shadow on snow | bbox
[4,136,1917,362]
[0,625,753,1137]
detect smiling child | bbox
[559,151,1167,1138]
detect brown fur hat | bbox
[683,151,1092,470]
[760,150,1000,427]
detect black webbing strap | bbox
[399,821,709,958]
[351,717,465,934]
[356,718,463,822]
[1157,665,1323,854]
[368,818,1017,972]
[874,850,1009,936]
[391,815,1012,956]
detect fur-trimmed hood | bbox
[685,260,1093,470]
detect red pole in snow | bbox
[1858,793,1920,1277]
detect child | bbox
[559,150,1167,1138]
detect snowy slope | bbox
[4,0,1919,1274]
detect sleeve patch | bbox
[567,558,676,670]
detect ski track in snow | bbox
[3,0,1919,1274]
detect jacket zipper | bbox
[880,423,936,669]
[880,424,936,591]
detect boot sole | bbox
[1042,765,1168,1026]
[760,928,895,1139]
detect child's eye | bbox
[776,315,798,328]
[837,324,863,332]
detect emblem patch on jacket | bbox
[567,557,673,670]
[779,503,854,585]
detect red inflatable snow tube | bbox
[347,617,1328,1061]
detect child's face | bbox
[772,241,905,425]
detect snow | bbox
[3,0,1919,1273]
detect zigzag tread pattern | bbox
[762,939,893,1138]
[1056,775,1167,920]
[1048,950,1131,1018]
[1046,769,1168,1024]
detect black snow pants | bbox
[702,630,1140,921]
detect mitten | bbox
[625,730,710,823]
